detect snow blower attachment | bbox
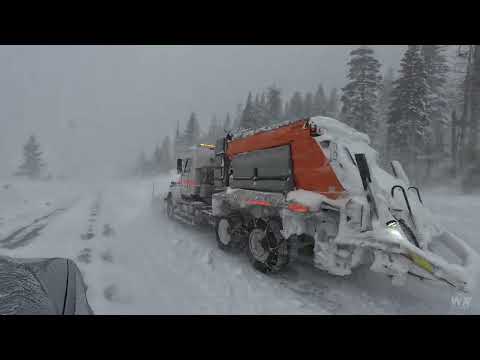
[162,116,480,293]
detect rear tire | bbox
[215,217,235,251]
[215,215,246,252]
[166,199,175,219]
[247,219,289,273]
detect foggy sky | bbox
[0,45,405,179]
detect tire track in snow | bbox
[80,193,102,241]
[70,181,480,314]
[0,207,70,250]
[77,193,105,266]
[75,189,133,308]
[150,208,329,314]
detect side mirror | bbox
[355,153,378,221]
[215,137,226,155]
[177,159,183,174]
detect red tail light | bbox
[246,199,272,207]
[288,203,310,213]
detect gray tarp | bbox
[0,256,93,315]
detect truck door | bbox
[181,158,193,197]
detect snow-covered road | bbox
[1,177,479,314]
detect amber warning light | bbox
[199,143,216,149]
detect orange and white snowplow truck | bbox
[164,116,480,291]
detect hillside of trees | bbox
[136,45,480,190]
[136,83,341,177]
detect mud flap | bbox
[370,250,410,286]
[313,231,352,276]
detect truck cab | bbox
[173,144,217,204]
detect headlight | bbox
[386,220,406,241]
[386,221,434,273]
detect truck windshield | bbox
[184,158,192,173]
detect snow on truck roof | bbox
[232,116,372,150]
[231,115,378,163]
[311,117,401,198]
[310,116,371,146]
[230,118,305,139]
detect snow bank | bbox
[0,180,87,240]
[1,177,329,314]
[3,176,480,313]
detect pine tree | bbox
[261,93,267,108]
[175,120,180,139]
[304,92,314,118]
[340,46,382,136]
[471,46,480,158]
[283,100,290,121]
[387,45,431,175]
[379,67,395,112]
[174,120,182,157]
[453,45,475,171]
[422,45,449,155]
[252,92,271,127]
[207,115,219,143]
[184,112,201,146]
[233,104,243,129]
[253,94,262,125]
[239,92,258,129]
[376,67,395,162]
[15,135,46,179]
[312,84,328,116]
[289,91,304,119]
[159,136,173,172]
[266,85,283,124]
[174,119,190,157]
[461,45,480,166]
[223,113,232,132]
[326,88,339,117]
[153,145,162,173]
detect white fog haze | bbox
[0,45,405,179]
[2,44,480,315]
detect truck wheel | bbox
[215,217,236,251]
[166,199,175,219]
[247,220,289,273]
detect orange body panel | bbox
[226,120,346,199]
